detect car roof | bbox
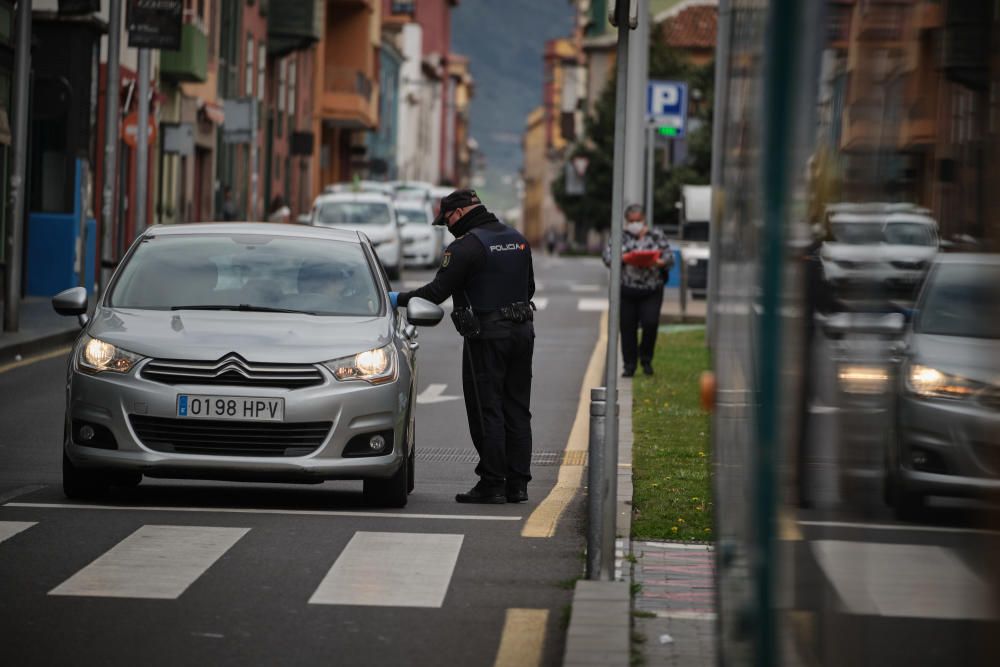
[884,213,937,225]
[313,192,394,205]
[144,222,362,243]
[828,213,885,223]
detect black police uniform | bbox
[397,205,535,502]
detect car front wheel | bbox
[364,454,408,508]
[62,450,110,500]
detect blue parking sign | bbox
[647,80,688,137]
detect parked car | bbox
[396,200,444,268]
[308,192,404,280]
[821,207,938,303]
[51,223,444,507]
[886,254,1000,518]
[323,180,395,198]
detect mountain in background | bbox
[452,0,576,211]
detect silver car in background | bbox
[887,254,1000,518]
[396,200,444,268]
[309,192,404,280]
[52,223,443,507]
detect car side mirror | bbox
[406,297,444,327]
[52,286,89,327]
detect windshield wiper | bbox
[170,304,318,315]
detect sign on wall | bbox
[127,0,184,50]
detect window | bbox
[278,58,287,113]
[257,43,266,102]
[245,34,254,97]
[288,58,297,117]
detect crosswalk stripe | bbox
[533,297,548,311]
[577,298,608,312]
[49,525,249,599]
[309,531,463,608]
[0,521,36,545]
[569,284,601,293]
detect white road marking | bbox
[49,525,249,599]
[811,540,997,620]
[417,383,462,405]
[309,531,463,607]
[577,298,609,312]
[6,502,520,521]
[798,519,1000,536]
[569,284,601,293]
[0,521,36,545]
[532,297,548,311]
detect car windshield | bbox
[915,263,1000,339]
[396,207,431,224]
[109,234,381,316]
[316,201,392,225]
[884,222,936,246]
[829,221,884,244]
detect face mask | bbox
[625,222,645,236]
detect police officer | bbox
[390,190,535,504]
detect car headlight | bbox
[838,365,890,395]
[905,364,981,399]
[78,335,144,374]
[323,344,396,384]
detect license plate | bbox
[176,395,284,422]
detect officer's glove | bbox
[389,291,399,308]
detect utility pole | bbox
[4,0,31,332]
[600,0,643,581]
[707,0,732,347]
[98,0,123,298]
[645,124,655,225]
[134,48,151,236]
[623,0,649,208]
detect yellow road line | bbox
[522,311,607,539]
[0,346,72,375]
[493,608,549,667]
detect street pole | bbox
[645,124,655,225]
[3,0,31,332]
[135,48,150,236]
[601,0,640,582]
[706,0,732,348]
[623,0,648,208]
[97,0,123,298]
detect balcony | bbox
[855,4,905,43]
[840,102,883,151]
[320,67,378,128]
[160,23,208,83]
[899,100,936,148]
[268,0,323,56]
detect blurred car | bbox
[396,200,444,268]
[886,254,1000,518]
[51,223,444,507]
[821,208,939,303]
[323,180,396,198]
[309,192,404,280]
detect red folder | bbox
[623,249,661,268]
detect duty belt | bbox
[480,301,535,324]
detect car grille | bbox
[129,415,331,457]
[141,354,324,389]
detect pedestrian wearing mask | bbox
[389,190,536,504]
[603,203,673,377]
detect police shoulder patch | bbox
[441,252,451,268]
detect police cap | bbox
[433,189,482,226]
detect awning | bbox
[198,99,225,126]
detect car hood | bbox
[400,223,434,240]
[87,307,393,363]
[908,333,1000,385]
[821,243,936,263]
[315,222,396,244]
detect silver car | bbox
[887,254,1000,518]
[51,223,443,507]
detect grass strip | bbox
[631,328,712,541]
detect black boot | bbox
[641,361,654,376]
[622,365,636,378]
[506,480,528,503]
[455,481,506,504]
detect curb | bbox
[563,375,635,667]
[0,328,79,365]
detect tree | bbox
[553,40,715,232]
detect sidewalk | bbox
[0,297,80,363]
[564,372,716,666]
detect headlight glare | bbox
[838,365,889,395]
[906,364,979,399]
[79,335,143,373]
[324,345,395,384]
